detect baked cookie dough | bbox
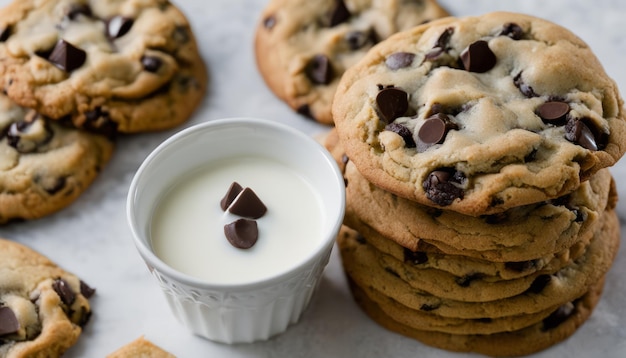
[0,94,114,224]
[107,336,175,358]
[0,239,95,357]
[332,12,626,215]
[0,0,207,133]
[255,0,448,124]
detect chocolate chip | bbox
[329,0,351,27]
[542,302,575,331]
[461,40,496,73]
[42,177,67,195]
[416,113,458,152]
[345,31,372,50]
[224,219,258,249]
[0,306,19,336]
[565,119,599,151]
[385,52,415,70]
[0,26,12,42]
[77,307,92,328]
[263,15,276,30]
[537,101,569,124]
[420,303,439,312]
[83,107,118,136]
[53,278,76,306]
[306,54,333,85]
[66,4,92,20]
[455,273,481,287]
[499,23,524,40]
[80,280,96,299]
[106,16,134,39]
[45,39,86,73]
[527,274,551,294]
[220,182,243,211]
[227,187,267,219]
[296,104,315,121]
[513,72,537,98]
[385,122,416,148]
[376,87,408,123]
[404,249,428,265]
[425,27,454,60]
[505,260,539,273]
[7,118,53,153]
[141,55,162,73]
[423,169,466,206]
[355,233,366,244]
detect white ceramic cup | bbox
[126,118,345,344]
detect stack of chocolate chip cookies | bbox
[0,0,207,224]
[328,12,626,356]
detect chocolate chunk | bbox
[461,40,496,73]
[83,107,118,136]
[7,118,52,153]
[505,260,539,273]
[416,113,458,152]
[565,119,599,151]
[77,307,92,328]
[425,27,454,60]
[306,55,333,85]
[527,274,551,294]
[376,87,408,123]
[141,55,162,73]
[80,280,96,299]
[329,0,351,27]
[0,306,19,336]
[106,16,134,39]
[542,302,575,331]
[404,249,428,265]
[385,52,415,70]
[66,4,92,20]
[499,23,524,40]
[42,177,67,195]
[537,101,569,124]
[53,278,76,306]
[220,182,243,211]
[513,72,537,97]
[455,273,481,287]
[224,219,258,249]
[385,122,416,148]
[356,233,367,244]
[423,169,465,206]
[420,303,439,312]
[345,31,372,50]
[45,39,86,73]
[296,104,315,121]
[0,26,12,42]
[263,15,276,30]
[227,187,267,219]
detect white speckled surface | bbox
[2,0,625,357]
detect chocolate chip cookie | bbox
[0,238,95,357]
[0,94,114,224]
[0,0,207,133]
[332,12,626,214]
[255,0,448,124]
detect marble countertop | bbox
[2,0,626,357]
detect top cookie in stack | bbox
[332,11,626,216]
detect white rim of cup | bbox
[126,117,346,292]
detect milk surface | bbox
[150,156,324,285]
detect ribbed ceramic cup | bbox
[127,118,345,343]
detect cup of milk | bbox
[127,118,345,344]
